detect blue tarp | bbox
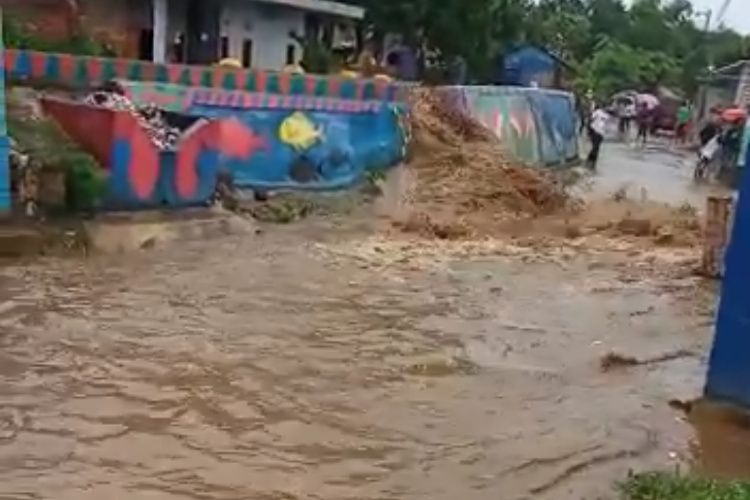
[502,46,559,87]
[706,146,750,406]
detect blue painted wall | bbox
[188,104,406,192]
[706,147,750,406]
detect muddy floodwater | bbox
[0,205,714,500]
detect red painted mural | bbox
[175,119,268,198]
[42,99,115,167]
[42,97,276,205]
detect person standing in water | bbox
[635,102,652,148]
[675,101,692,145]
[587,103,608,170]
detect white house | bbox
[151,0,364,69]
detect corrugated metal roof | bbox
[713,60,750,75]
[252,0,364,19]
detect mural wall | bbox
[436,86,579,167]
[705,147,750,408]
[5,49,406,102]
[42,94,408,209]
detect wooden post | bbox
[702,195,733,278]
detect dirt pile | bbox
[396,88,571,238]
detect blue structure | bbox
[706,148,750,406]
[0,8,9,213]
[500,45,568,88]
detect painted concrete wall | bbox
[96,81,577,168]
[220,0,304,69]
[4,49,405,101]
[705,146,750,407]
[42,94,408,209]
[436,86,579,167]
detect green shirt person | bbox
[675,102,692,143]
[677,104,691,125]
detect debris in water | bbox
[668,399,694,414]
[617,217,653,237]
[600,349,695,372]
[600,352,640,370]
[393,212,473,240]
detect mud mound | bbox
[399,89,571,236]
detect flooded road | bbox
[0,212,712,500]
[591,141,731,207]
[690,402,750,480]
[0,143,722,499]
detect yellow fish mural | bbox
[278,112,324,151]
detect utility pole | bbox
[695,9,713,71]
[716,0,733,29]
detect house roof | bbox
[697,59,750,85]
[712,60,750,75]
[506,44,573,71]
[255,0,364,19]
[4,0,364,19]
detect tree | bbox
[530,0,590,63]
[347,0,748,95]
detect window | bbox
[138,29,154,61]
[286,44,296,65]
[220,36,229,59]
[305,14,321,41]
[242,39,253,67]
[172,33,185,63]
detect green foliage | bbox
[8,107,106,212]
[300,39,336,74]
[65,162,107,212]
[345,0,750,96]
[620,472,750,500]
[3,15,108,56]
[577,41,679,98]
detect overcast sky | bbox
[688,0,750,33]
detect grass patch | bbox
[620,472,750,500]
[7,90,107,212]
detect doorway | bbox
[185,0,221,64]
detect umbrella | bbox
[636,93,660,110]
[612,90,637,102]
[722,107,748,123]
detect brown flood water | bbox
[691,401,750,480]
[0,214,714,500]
